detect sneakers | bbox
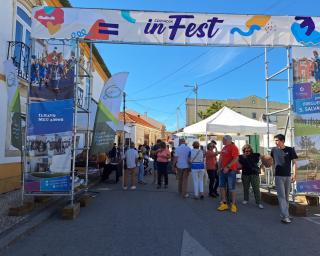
[281,217,292,224]
[217,202,229,211]
[242,200,248,205]
[230,204,237,213]
[183,193,189,198]
[258,204,264,209]
[200,195,204,200]
[130,186,136,190]
[123,186,128,190]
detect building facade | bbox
[186,95,289,129]
[119,112,163,147]
[0,0,110,193]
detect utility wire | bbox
[130,49,212,96]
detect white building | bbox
[0,0,111,193]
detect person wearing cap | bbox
[173,138,191,198]
[217,135,240,213]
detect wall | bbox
[186,96,288,129]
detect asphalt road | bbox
[3,174,320,256]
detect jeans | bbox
[275,176,291,218]
[191,169,205,197]
[157,162,168,186]
[242,174,261,204]
[219,171,237,192]
[138,162,144,182]
[207,169,219,195]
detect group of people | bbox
[122,133,297,224]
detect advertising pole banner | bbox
[292,47,320,192]
[32,7,320,47]
[3,59,22,152]
[91,72,128,155]
[25,39,76,193]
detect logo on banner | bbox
[103,85,122,99]
[34,7,64,35]
[293,83,312,100]
[85,19,119,40]
[230,15,272,36]
[291,17,320,46]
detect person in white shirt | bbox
[124,142,139,190]
[190,141,205,199]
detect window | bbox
[14,5,31,78]
[252,112,257,119]
[15,6,31,46]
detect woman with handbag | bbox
[238,144,263,209]
[190,141,205,199]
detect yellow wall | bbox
[0,163,21,194]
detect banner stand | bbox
[21,38,93,209]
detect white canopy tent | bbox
[183,106,277,135]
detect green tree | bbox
[299,136,316,157]
[198,101,225,119]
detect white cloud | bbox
[191,48,243,78]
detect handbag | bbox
[190,150,205,169]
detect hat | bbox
[223,135,232,142]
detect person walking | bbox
[151,139,162,184]
[206,143,219,197]
[217,135,239,213]
[124,142,139,190]
[156,141,170,189]
[173,138,191,198]
[271,134,298,224]
[137,145,147,184]
[190,141,205,199]
[238,144,263,209]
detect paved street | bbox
[3,174,320,256]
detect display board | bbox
[292,47,320,192]
[25,39,76,193]
[31,7,320,47]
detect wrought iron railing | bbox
[7,41,30,81]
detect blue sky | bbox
[69,0,320,131]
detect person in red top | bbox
[217,135,239,213]
[156,141,171,189]
[205,143,219,197]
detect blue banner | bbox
[27,99,73,136]
[40,176,71,192]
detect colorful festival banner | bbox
[25,40,75,193]
[292,47,320,191]
[91,72,128,155]
[3,59,22,152]
[32,7,320,47]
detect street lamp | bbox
[184,83,198,123]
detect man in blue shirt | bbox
[173,138,191,198]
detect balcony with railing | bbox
[7,41,30,81]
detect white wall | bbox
[0,0,22,164]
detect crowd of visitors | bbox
[118,133,297,224]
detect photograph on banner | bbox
[29,39,76,101]
[25,131,72,193]
[292,47,320,185]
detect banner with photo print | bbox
[25,40,76,193]
[292,47,320,190]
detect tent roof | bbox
[183,106,277,135]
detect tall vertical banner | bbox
[25,40,76,193]
[91,72,128,155]
[292,47,320,193]
[3,59,22,153]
